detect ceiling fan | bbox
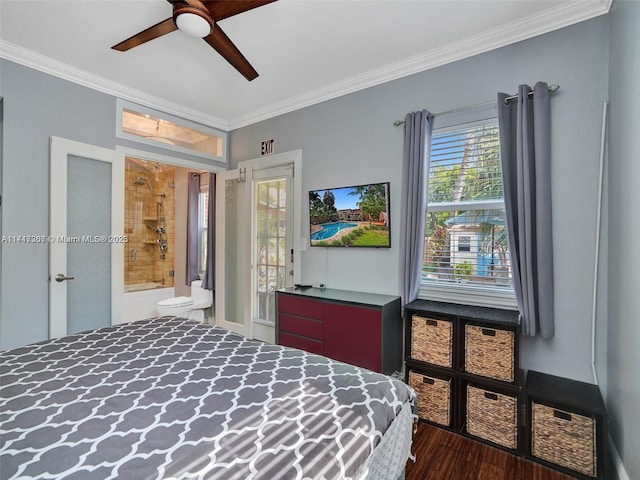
[111,0,277,81]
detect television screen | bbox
[309,182,391,247]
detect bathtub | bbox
[124,282,165,293]
[120,285,175,324]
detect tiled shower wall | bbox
[124,163,175,289]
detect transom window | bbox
[419,118,516,308]
[116,99,227,163]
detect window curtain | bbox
[497,82,554,338]
[201,173,216,290]
[185,173,200,285]
[401,109,433,304]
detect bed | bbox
[0,317,416,480]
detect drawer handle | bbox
[422,377,435,385]
[484,392,498,401]
[426,319,438,327]
[481,328,496,336]
[553,410,572,422]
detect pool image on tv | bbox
[309,182,390,248]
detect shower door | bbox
[49,137,124,338]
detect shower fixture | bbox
[134,176,166,197]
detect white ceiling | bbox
[0,0,611,130]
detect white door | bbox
[215,168,251,337]
[215,150,302,342]
[251,165,294,343]
[49,137,124,338]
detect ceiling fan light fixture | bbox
[176,11,212,38]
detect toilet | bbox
[157,280,212,321]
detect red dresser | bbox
[276,287,402,375]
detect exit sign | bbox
[261,139,274,156]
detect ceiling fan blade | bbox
[112,18,177,52]
[204,0,278,22]
[203,25,259,81]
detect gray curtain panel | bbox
[498,82,554,338]
[401,109,433,304]
[185,173,201,285]
[202,173,216,290]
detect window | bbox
[420,117,515,308]
[457,235,471,252]
[198,186,209,275]
[116,99,227,163]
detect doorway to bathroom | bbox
[118,146,222,324]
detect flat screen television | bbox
[309,182,391,248]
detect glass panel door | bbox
[215,169,250,337]
[255,177,289,324]
[252,165,293,343]
[66,155,112,334]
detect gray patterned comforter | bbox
[0,318,415,479]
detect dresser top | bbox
[277,287,400,308]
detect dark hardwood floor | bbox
[406,423,577,480]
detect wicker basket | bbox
[531,402,597,477]
[409,370,451,427]
[411,315,453,367]
[466,385,518,450]
[465,325,515,382]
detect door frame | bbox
[49,137,125,338]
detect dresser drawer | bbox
[279,332,323,356]
[279,313,323,341]
[277,294,323,319]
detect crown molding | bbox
[1,0,611,132]
[0,40,230,131]
[227,0,612,129]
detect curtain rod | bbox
[393,84,560,126]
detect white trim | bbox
[609,436,631,480]
[0,40,229,131]
[115,145,225,173]
[1,1,611,130]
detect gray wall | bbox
[608,1,640,478]
[230,17,610,386]
[0,60,222,350]
[0,62,114,349]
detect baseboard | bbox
[609,435,630,480]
